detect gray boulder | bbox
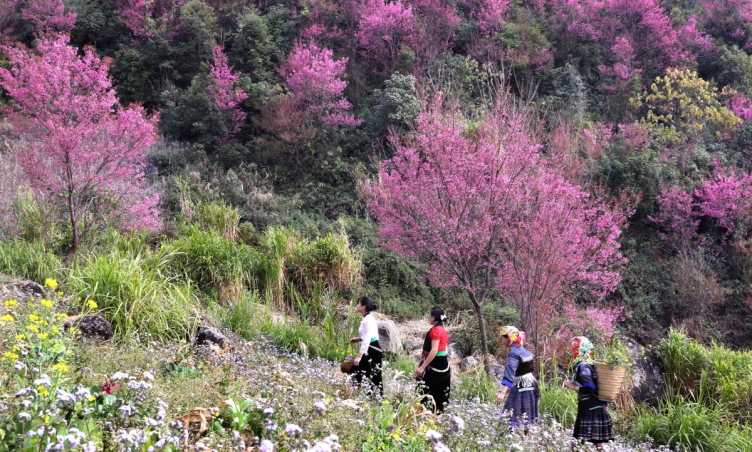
[194,327,229,350]
[406,337,423,352]
[617,335,664,406]
[23,281,45,297]
[490,363,505,382]
[377,320,403,355]
[447,342,462,359]
[63,314,113,341]
[460,356,478,371]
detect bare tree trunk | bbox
[470,292,492,375]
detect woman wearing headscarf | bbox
[494,326,539,427]
[416,306,451,412]
[564,336,614,448]
[349,296,383,397]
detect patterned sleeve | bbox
[575,363,597,395]
[502,349,520,388]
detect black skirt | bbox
[418,355,451,413]
[573,400,614,444]
[351,340,383,397]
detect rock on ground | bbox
[194,327,229,350]
[618,335,664,406]
[447,342,463,359]
[377,320,403,354]
[23,281,45,297]
[461,356,478,370]
[63,314,113,341]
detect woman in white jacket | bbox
[349,296,382,397]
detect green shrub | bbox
[0,239,61,284]
[66,247,198,341]
[658,329,710,393]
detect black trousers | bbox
[351,341,383,397]
[418,355,451,412]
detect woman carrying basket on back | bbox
[349,296,383,398]
[564,336,614,449]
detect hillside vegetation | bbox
[2,0,752,450]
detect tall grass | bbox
[0,239,61,284]
[164,225,262,301]
[196,200,239,240]
[632,392,752,452]
[539,374,578,427]
[657,329,752,419]
[454,362,499,403]
[216,291,357,362]
[66,247,199,341]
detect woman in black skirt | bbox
[349,296,383,397]
[564,336,614,448]
[495,326,539,428]
[416,306,451,412]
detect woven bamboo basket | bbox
[594,361,627,401]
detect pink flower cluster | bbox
[279,41,360,128]
[207,46,248,138]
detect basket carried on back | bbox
[594,361,627,401]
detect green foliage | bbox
[657,329,752,421]
[160,73,228,148]
[717,45,752,94]
[228,11,276,86]
[538,375,578,427]
[631,393,752,452]
[453,363,498,403]
[11,189,65,251]
[66,246,199,341]
[0,239,61,284]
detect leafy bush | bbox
[66,248,198,341]
[0,239,61,284]
[453,364,499,403]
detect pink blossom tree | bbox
[207,45,248,138]
[649,187,700,248]
[0,35,160,257]
[361,98,541,368]
[1,0,76,37]
[551,0,689,77]
[278,41,360,128]
[111,0,185,38]
[363,97,630,365]
[355,0,416,76]
[498,171,631,346]
[407,0,462,67]
[695,166,752,242]
[698,0,752,48]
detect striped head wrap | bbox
[571,336,594,365]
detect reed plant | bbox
[453,362,499,403]
[66,247,198,341]
[0,238,61,284]
[538,374,578,427]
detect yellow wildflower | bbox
[4,299,17,308]
[40,299,53,308]
[86,300,98,309]
[15,334,26,340]
[38,333,49,340]
[44,279,58,290]
[44,415,50,424]
[26,325,39,333]
[51,326,59,334]
[29,314,39,322]
[56,313,68,321]
[53,363,68,373]
[37,386,49,397]
[0,314,14,323]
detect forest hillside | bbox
[2,0,752,451]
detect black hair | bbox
[430,306,446,324]
[358,296,378,312]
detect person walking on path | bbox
[349,296,383,397]
[564,336,614,449]
[416,306,451,412]
[494,326,540,428]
